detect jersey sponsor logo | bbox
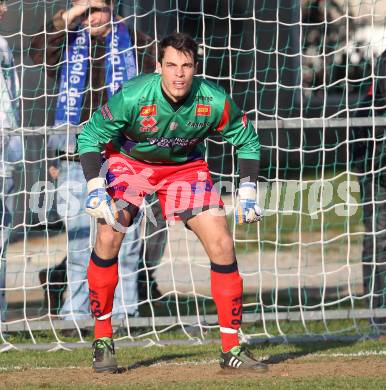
[140,117,158,132]
[140,126,158,133]
[195,95,213,102]
[197,171,208,181]
[242,113,247,128]
[191,179,212,194]
[196,104,211,116]
[170,121,178,130]
[140,117,157,127]
[101,103,113,120]
[140,104,157,117]
[147,137,200,148]
[109,165,126,174]
[186,120,211,128]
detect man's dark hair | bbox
[158,32,198,64]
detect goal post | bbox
[0,0,385,347]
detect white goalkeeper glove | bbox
[235,182,262,224]
[85,177,117,226]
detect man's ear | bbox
[156,61,162,74]
[194,62,198,74]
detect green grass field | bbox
[1,338,386,389]
[2,170,382,389]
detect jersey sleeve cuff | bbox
[236,152,260,160]
[78,147,103,156]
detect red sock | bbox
[211,261,243,352]
[87,250,118,339]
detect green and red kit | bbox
[80,74,262,354]
[78,72,261,220]
[77,72,260,164]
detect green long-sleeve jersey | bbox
[77,72,260,164]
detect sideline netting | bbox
[0,0,385,348]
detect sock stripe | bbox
[91,250,118,268]
[210,261,238,274]
[220,326,238,334]
[96,312,112,321]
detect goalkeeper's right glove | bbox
[85,177,117,226]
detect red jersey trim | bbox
[216,99,230,132]
[367,82,374,97]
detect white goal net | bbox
[0,0,385,348]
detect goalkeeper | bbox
[78,32,267,373]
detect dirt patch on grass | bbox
[1,357,385,388]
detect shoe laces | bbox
[231,345,253,359]
[92,338,114,353]
[231,345,242,355]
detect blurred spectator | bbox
[138,196,167,301]
[39,256,67,316]
[350,49,386,333]
[302,0,355,94]
[0,0,22,322]
[29,0,156,323]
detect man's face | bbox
[0,2,7,21]
[158,46,197,102]
[80,6,112,37]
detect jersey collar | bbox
[156,74,199,113]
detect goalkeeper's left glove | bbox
[235,182,262,224]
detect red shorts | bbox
[105,154,224,221]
